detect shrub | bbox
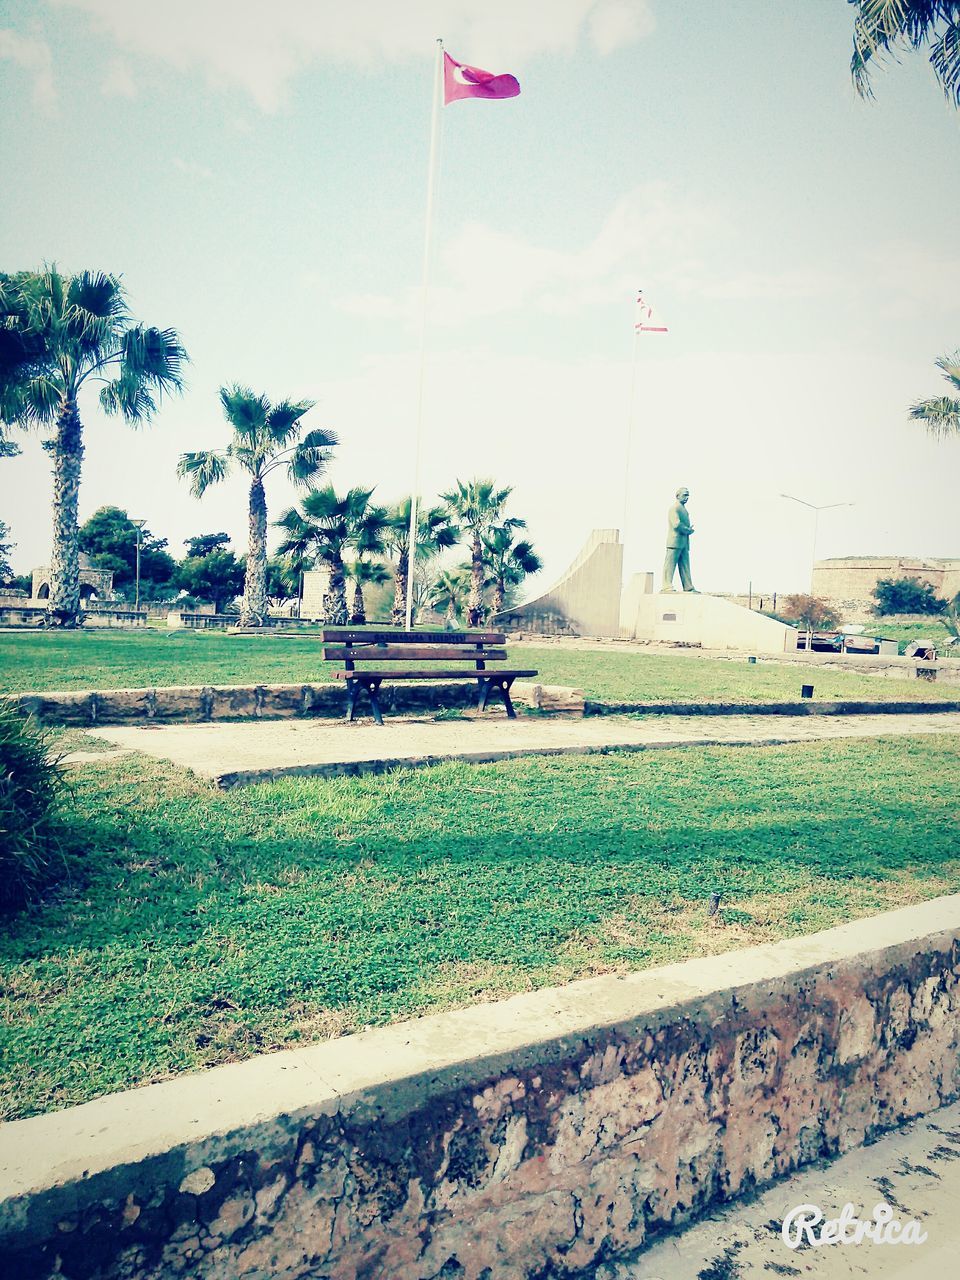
[873,577,945,616]
[0,703,65,909]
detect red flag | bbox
[443,51,521,105]
[635,290,668,333]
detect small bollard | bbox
[801,684,814,699]
[747,656,757,665]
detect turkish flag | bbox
[443,52,521,104]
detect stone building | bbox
[812,556,960,617]
[31,554,114,603]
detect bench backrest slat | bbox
[322,645,506,663]
[321,628,505,646]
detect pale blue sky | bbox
[1,0,958,594]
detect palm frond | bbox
[99,373,157,424]
[934,349,960,391]
[120,326,187,397]
[266,398,316,444]
[219,385,269,437]
[286,427,337,486]
[177,450,230,498]
[909,395,960,437]
[851,0,960,98]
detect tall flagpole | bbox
[405,37,445,631]
[620,324,640,551]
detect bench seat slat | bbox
[321,628,505,645]
[333,669,537,681]
[323,645,507,662]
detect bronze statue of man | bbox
[662,486,697,592]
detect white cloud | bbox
[339,183,720,324]
[100,56,135,98]
[172,156,214,181]
[0,29,56,112]
[54,0,654,111]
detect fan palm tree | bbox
[429,566,472,629]
[346,559,390,625]
[910,350,960,439]
[483,526,543,617]
[0,268,186,623]
[178,386,336,625]
[346,500,388,624]
[383,499,457,626]
[850,1,960,106]
[275,486,375,625]
[441,479,518,627]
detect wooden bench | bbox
[320,628,537,725]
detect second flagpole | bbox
[404,37,445,631]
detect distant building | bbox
[812,556,960,616]
[31,554,114,603]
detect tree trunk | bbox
[490,578,505,617]
[327,554,348,625]
[391,551,408,626]
[350,581,366,626]
[240,477,268,625]
[467,533,484,627]
[48,398,84,624]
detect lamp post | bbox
[780,495,853,593]
[132,519,147,611]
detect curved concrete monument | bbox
[620,588,798,653]
[496,529,624,638]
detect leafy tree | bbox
[0,268,186,623]
[910,350,960,439]
[850,1,960,106]
[276,486,376,625]
[429,566,472,629]
[79,506,175,598]
[0,520,14,582]
[184,532,231,559]
[873,576,945,615]
[178,386,336,626]
[174,548,245,613]
[781,594,841,647]
[441,479,518,627]
[483,525,542,616]
[383,500,457,626]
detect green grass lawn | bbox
[2,733,959,1120]
[0,629,955,704]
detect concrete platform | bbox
[90,710,960,787]
[607,1100,960,1279]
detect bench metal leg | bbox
[478,676,517,718]
[500,679,517,719]
[345,677,384,725]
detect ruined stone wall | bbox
[2,898,959,1280]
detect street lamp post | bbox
[780,494,854,593]
[132,519,147,612]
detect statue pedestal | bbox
[620,591,797,654]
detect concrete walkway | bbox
[88,710,960,787]
[604,1100,960,1280]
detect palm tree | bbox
[429,566,472,629]
[383,499,457,626]
[346,500,389,623]
[441,479,518,627]
[483,525,543,617]
[178,386,336,625]
[0,268,186,623]
[850,1,960,106]
[346,559,390,625]
[275,486,375,625]
[910,350,960,439]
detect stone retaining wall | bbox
[2,897,959,1280]
[4,680,584,726]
